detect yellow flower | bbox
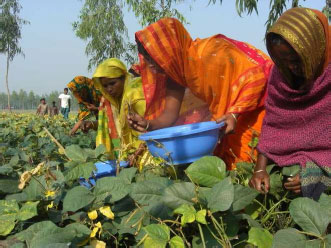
[90,239,106,248]
[47,201,54,210]
[88,210,98,220]
[99,206,114,220]
[45,190,56,198]
[90,222,102,238]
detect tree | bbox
[0,0,29,111]
[209,0,307,30]
[73,0,133,71]
[125,0,187,26]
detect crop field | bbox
[0,113,330,248]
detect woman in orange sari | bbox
[128,18,273,169]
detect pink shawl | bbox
[257,64,331,168]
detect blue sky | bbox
[0,0,326,94]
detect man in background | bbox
[36,98,48,116]
[58,88,71,119]
[49,101,59,117]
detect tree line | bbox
[0,90,79,110]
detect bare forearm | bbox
[255,153,268,172]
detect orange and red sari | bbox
[136,18,273,169]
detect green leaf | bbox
[23,175,47,201]
[93,177,130,204]
[196,209,207,224]
[63,186,95,212]
[64,161,95,181]
[272,228,307,248]
[0,200,19,236]
[131,177,173,205]
[282,165,300,177]
[65,145,88,162]
[232,184,259,212]
[207,177,234,212]
[169,236,185,248]
[303,240,322,248]
[324,234,331,247]
[247,227,273,248]
[174,204,196,226]
[0,178,20,194]
[224,213,239,237]
[144,224,170,248]
[185,156,226,187]
[95,144,106,158]
[318,193,331,223]
[269,172,283,197]
[289,197,328,236]
[17,201,39,221]
[163,182,195,209]
[118,167,137,184]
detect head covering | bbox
[67,76,101,120]
[93,58,129,109]
[259,8,331,199]
[266,7,330,83]
[135,18,272,120]
[129,64,141,76]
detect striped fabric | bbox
[135,18,273,168]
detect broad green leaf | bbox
[65,145,88,162]
[6,192,28,203]
[282,165,300,177]
[174,204,196,226]
[207,177,234,212]
[318,193,331,223]
[17,201,39,221]
[23,175,47,201]
[185,156,226,187]
[0,200,19,236]
[64,161,95,181]
[196,210,207,224]
[63,186,95,212]
[93,177,130,204]
[118,167,137,184]
[289,198,328,235]
[247,227,273,248]
[272,228,306,248]
[232,184,259,212]
[269,172,283,197]
[303,240,322,248]
[131,177,173,205]
[236,213,262,228]
[169,236,185,248]
[324,234,331,247]
[144,224,170,247]
[144,237,166,248]
[163,182,195,209]
[95,144,107,158]
[0,178,20,194]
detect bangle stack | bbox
[145,121,150,131]
[230,113,238,122]
[254,169,266,174]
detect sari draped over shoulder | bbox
[135,18,273,168]
[258,8,331,199]
[67,76,101,120]
[93,58,152,168]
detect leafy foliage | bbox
[0,113,330,247]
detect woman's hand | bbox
[80,121,96,133]
[127,113,149,132]
[249,170,270,194]
[87,104,98,111]
[216,113,237,135]
[284,174,301,194]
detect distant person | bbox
[36,98,48,116]
[58,88,71,119]
[49,101,59,117]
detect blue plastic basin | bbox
[79,160,129,188]
[139,121,224,165]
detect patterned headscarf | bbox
[266,7,330,83]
